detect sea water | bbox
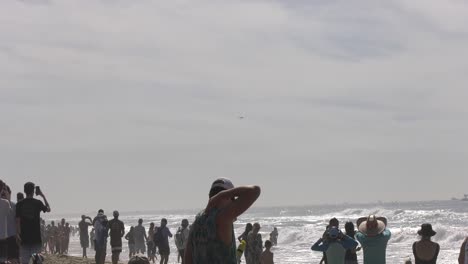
[46,200,468,263]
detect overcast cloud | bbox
[1,0,468,213]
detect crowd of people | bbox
[2,178,468,264]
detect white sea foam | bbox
[47,200,468,263]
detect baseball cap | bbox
[210,178,234,191]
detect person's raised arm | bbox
[38,188,51,212]
[212,186,261,223]
[311,238,327,252]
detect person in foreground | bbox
[184,178,261,264]
[413,223,439,264]
[311,226,358,264]
[459,235,468,264]
[15,182,51,264]
[356,215,391,264]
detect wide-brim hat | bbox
[417,223,436,237]
[357,215,387,236]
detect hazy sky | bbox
[1,0,468,214]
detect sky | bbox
[1,0,468,214]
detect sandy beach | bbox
[44,255,113,264]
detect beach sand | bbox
[43,255,114,264]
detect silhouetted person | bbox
[344,221,360,264]
[185,178,261,264]
[0,180,12,264]
[15,183,51,264]
[261,240,274,264]
[79,215,93,258]
[413,224,439,264]
[125,226,136,258]
[247,223,262,264]
[238,223,253,264]
[93,209,109,264]
[175,219,189,264]
[16,192,24,203]
[269,227,278,246]
[134,219,147,254]
[154,218,172,264]
[108,210,125,264]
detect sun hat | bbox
[357,215,387,236]
[210,178,235,191]
[417,223,436,237]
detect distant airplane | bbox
[239,116,245,119]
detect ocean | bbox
[46,200,468,263]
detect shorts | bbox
[159,246,170,256]
[0,239,7,262]
[7,236,19,259]
[129,243,135,254]
[135,243,145,253]
[20,244,42,264]
[80,235,90,248]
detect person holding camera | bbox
[15,182,51,264]
[311,226,359,264]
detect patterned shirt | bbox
[188,209,237,264]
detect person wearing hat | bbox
[184,178,261,264]
[311,226,358,264]
[412,223,439,264]
[108,210,125,264]
[355,215,391,264]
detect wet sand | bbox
[44,255,113,264]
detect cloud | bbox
[1,0,468,212]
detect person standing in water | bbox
[247,223,263,264]
[108,211,125,264]
[185,178,261,264]
[312,226,358,264]
[238,223,253,264]
[93,209,109,264]
[413,224,439,264]
[261,240,274,264]
[79,215,93,258]
[269,228,278,246]
[125,226,136,259]
[147,222,156,263]
[15,182,51,264]
[175,219,190,264]
[344,222,360,264]
[356,215,391,264]
[134,219,147,255]
[154,218,172,264]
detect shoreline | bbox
[43,254,114,264]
